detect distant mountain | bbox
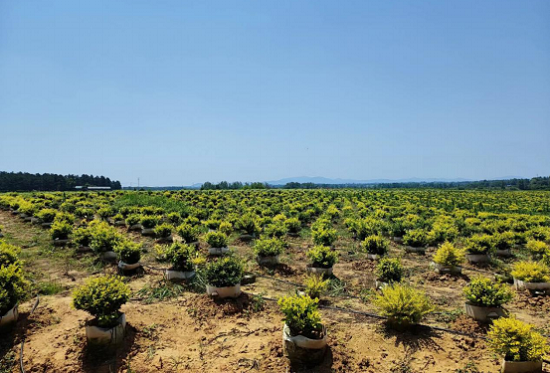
[265,176,475,186]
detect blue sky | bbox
[1,0,549,186]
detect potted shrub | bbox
[374,283,434,330]
[488,317,549,373]
[403,229,428,254]
[361,235,389,260]
[204,231,229,256]
[285,217,302,236]
[304,274,329,299]
[311,228,337,247]
[125,214,142,231]
[36,208,57,228]
[114,240,142,273]
[254,237,284,265]
[154,223,174,243]
[493,231,515,257]
[526,239,549,260]
[140,215,158,236]
[375,258,403,289]
[465,234,493,264]
[73,226,93,253]
[0,263,28,327]
[278,295,327,366]
[89,222,123,261]
[463,276,513,322]
[511,261,550,293]
[219,221,233,236]
[165,242,198,281]
[73,276,130,345]
[306,246,338,276]
[0,242,21,267]
[432,242,465,274]
[176,223,200,245]
[50,220,72,246]
[235,213,260,240]
[204,255,244,298]
[112,213,126,227]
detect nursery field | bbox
[1,189,550,373]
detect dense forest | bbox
[283,177,550,190]
[0,171,122,191]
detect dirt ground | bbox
[1,211,548,373]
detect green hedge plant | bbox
[253,237,284,257]
[114,240,142,264]
[306,246,338,269]
[376,258,403,284]
[204,255,244,287]
[278,295,323,339]
[374,283,434,329]
[73,275,130,328]
[176,223,200,244]
[166,242,197,272]
[204,231,228,248]
[361,235,389,256]
[463,276,513,308]
[488,318,549,362]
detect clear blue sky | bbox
[1,1,549,186]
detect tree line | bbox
[282,177,550,190]
[0,171,122,192]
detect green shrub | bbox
[304,274,329,299]
[312,228,337,246]
[36,208,57,223]
[0,264,29,315]
[235,213,260,235]
[492,231,515,251]
[73,226,93,247]
[376,258,403,283]
[253,237,284,257]
[526,239,549,259]
[374,284,434,328]
[306,245,338,268]
[511,261,550,283]
[463,276,513,307]
[166,242,197,272]
[89,221,123,253]
[98,207,113,220]
[264,222,288,238]
[154,223,173,239]
[202,219,221,230]
[527,226,550,242]
[50,220,72,240]
[204,231,228,248]
[0,242,21,268]
[125,214,141,227]
[465,234,493,255]
[361,235,389,255]
[167,212,183,225]
[176,223,200,243]
[54,212,75,225]
[140,215,159,229]
[403,229,428,247]
[112,213,124,222]
[219,221,233,236]
[488,318,549,362]
[285,218,301,234]
[433,242,465,267]
[72,276,130,328]
[204,255,244,287]
[114,240,141,264]
[278,295,323,339]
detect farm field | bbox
[1,189,550,373]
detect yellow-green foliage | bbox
[374,283,434,328]
[433,242,465,267]
[488,318,549,362]
[278,295,323,338]
[304,274,329,299]
[361,235,389,255]
[306,245,338,268]
[50,220,72,240]
[511,261,550,283]
[526,239,549,259]
[72,275,130,327]
[463,276,513,307]
[219,221,233,235]
[0,263,29,315]
[0,241,21,268]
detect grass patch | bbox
[37,280,64,295]
[114,193,189,216]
